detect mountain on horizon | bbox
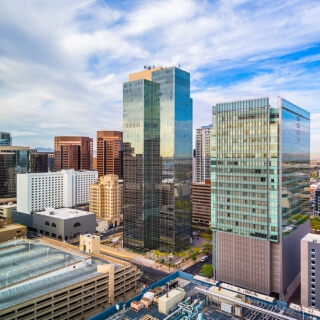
[35,147,54,152]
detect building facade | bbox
[195,125,212,182]
[54,136,93,171]
[191,179,211,229]
[0,146,36,199]
[123,78,161,251]
[301,233,320,309]
[123,67,193,252]
[0,132,12,146]
[17,169,98,213]
[211,97,310,299]
[90,174,122,228]
[33,208,96,240]
[31,152,54,173]
[97,131,123,179]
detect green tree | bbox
[200,264,213,277]
[191,253,197,261]
[202,242,212,255]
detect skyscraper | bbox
[195,125,212,182]
[123,78,161,251]
[0,146,36,199]
[211,97,310,300]
[54,136,93,171]
[96,131,123,179]
[123,67,193,252]
[0,132,12,146]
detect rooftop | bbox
[0,238,121,311]
[302,232,320,243]
[34,207,95,219]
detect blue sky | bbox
[0,0,319,157]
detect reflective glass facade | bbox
[123,67,193,252]
[281,99,310,235]
[211,97,310,296]
[0,147,35,198]
[123,79,161,251]
[152,67,193,252]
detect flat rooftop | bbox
[0,238,122,311]
[34,207,95,219]
[302,232,320,243]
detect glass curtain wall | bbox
[122,79,161,251]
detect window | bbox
[45,221,49,226]
[74,222,81,227]
[311,248,315,252]
[51,223,56,227]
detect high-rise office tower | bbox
[97,131,123,178]
[123,78,161,251]
[54,136,93,171]
[31,152,51,173]
[211,97,310,300]
[123,66,193,252]
[195,125,212,182]
[0,132,12,146]
[0,146,36,198]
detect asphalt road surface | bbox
[132,263,167,287]
[184,254,212,275]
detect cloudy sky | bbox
[0,0,319,157]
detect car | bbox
[200,256,208,262]
[35,233,42,237]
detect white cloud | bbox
[0,0,319,157]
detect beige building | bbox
[90,174,122,228]
[0,237,140,320]
[0,215,26,242]
[80,233,100,254]
[0,202,16,219]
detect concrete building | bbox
[0,237,140,320]
[0,132,12,146]
[195,125,212,182]
[0,146,36,199]
[301,233,320,309]
[80,233,100,254]
[123,66,193,252]
[17,169,98,214]
[33,207,96,241]
[191,179,211,229]
[0,216,26,242]
[97,131,123,179]
[90,174,122,228]
[211,97,310,300]
[0,202,16,219]
[54,136,93,171]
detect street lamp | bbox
[65,254,68,266]
[28,242,31,253]
[47,248,49,261]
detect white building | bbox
[301,233,320,309]
[17,169,98,213]
[195,124,212,182]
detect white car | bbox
[200,256,208,262]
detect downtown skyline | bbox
[0,0,319,157]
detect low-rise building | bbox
[0,237,140,320]
[0,217,26,242]
[301,233,320,309]
[33,207,96,241]
[191,179,211,229]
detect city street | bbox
[184,254,212,275]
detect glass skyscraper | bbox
[211,97,310,300]
[123,67,193,252]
